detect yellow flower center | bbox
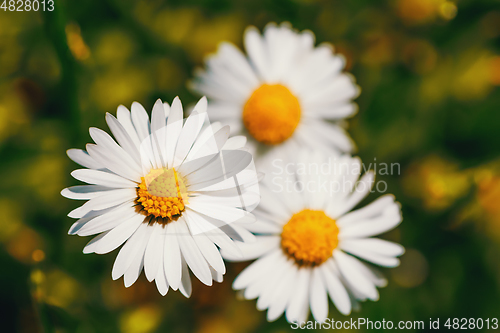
[281,209,339,266]
[136,167,188,223]
[242,84,301,145]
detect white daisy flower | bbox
[223,151,404,323]
[190,22,360,169]
[62,97,260,297]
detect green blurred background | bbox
[1,0,500,332]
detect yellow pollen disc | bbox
[136,167,188,222]
[242,84,301,145]
[281,209,339,266]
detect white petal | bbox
[346,249,400,267]
[176,219,212,286]
[220,223,256,243]
[67,149,103,169]
[334,250,378,300]
[163,102,170,118]
[68,204,116,220]
[179,254,192,298]
[340,238,404,260]
[106,112,142,165]
[186,150,252,191]
[244,26,270,80]
[320,262,351,315]
[130,102,151,143]
[188,190,260,212]
[222,136,247,150]
[111,222,149,280]
[310,267,329,323]
[82,231,110,254]
[336,195,396,227]
[92,214,144,254]
[144,223,164,282]
[213,42,259,88]
[204,102,240,121]
[299,51,345,93]
[337,171,376,217]
[163,222,182,290]
[233,249,281,290]
[305,103,358,120]
[191,233,225,274]
[265,24,304,81]
[205,229,241,257]
[221,119,243,135]
[304,120,354,153]
[154,250,169,296]
[173,110,206,167]
[71,169,137,188]
[302,74,359,106]
[191,68,249,102]
[116,106,141,145]
[271,172,305,212]
[76,202,136,236]
[68,204,90,219]
[190,169,259,194]
[339,203,402,239]
[73,189,135,218]
[287,44,339,93]
[88,128,142,179]
[294,125,342,158]
[183,124,228,162]
[131,102,158,170]
[258,186,292,220]
[150,99,168,168]
[210,266,223,283]
[61,185,111,200]
[68,217,92,235]
[256,254,292,310]
[123,231,150,288]
[184,213,225,274]
[187,201,253,226]
[241,216,282,234]
[351,260,388,288]
[166,97,183,168]
[221,236,279,262]
[286,267,311,323]
[243,268,273,300]
[266,262,298,322]
[182,209,222,236]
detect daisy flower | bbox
[222,151,404,323]
[62,97,260,297]
[190,22,360,169]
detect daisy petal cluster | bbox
[191,23,360,169]
[63,20,404,324]
[62,97,260,296]
[222,151,404,322]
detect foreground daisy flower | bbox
[191,22,360,168]
[223,151,404,323]
[62,97,260,297]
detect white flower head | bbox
[62,97,260,297]
[224,150,404,323]
[191,22,360,170]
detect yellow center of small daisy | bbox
[242,84,301,145]
[281,209,339,266]
[136,167,188,223]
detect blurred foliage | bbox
[0,0,500,332]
